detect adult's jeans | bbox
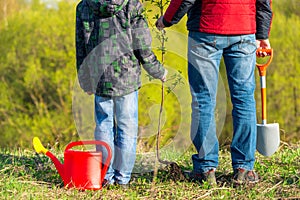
[94,91,138,184]
[188,32,257,173]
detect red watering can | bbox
[33,137,112,190]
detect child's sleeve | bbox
[131,3,165,80]
[76,4,87,71]
[75,3,94,93]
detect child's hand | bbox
[86,91,94,95]
[161,69,168,82]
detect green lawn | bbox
[0,142,299,199]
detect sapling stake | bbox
[146,0,186,182]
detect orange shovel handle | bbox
[261,86,267,124]
[256,48,273,124]
[256,49,273,76]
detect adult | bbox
[156,0,273,185]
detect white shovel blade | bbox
[256,123,280,156]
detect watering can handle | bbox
[256,48,273,76]
[65,140,112,183]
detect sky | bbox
[41,0,64,9]
[25,0,73,9]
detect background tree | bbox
[0,1,77,147]
[0,0,299,148]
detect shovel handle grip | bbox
[256,49,273,76]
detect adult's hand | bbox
[256,39,271,57]
[155,16,165,31]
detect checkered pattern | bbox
[76,0,165,97]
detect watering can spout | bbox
[33,137,65,180]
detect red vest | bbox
[199,0,256,34]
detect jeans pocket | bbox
[237,35,257,55]
[190,42,218,58]
[189,32,218,58]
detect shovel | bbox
[256,48,280,156]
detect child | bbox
[75,0,167,186]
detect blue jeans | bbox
[94,91,138,184]
[188,32,257,173]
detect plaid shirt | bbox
[76,0,165,97]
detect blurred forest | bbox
[0,0,299,149]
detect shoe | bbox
[187,169,217,186]
[116,183,130,189]
[232,168,259,185]
[102,179,114,188]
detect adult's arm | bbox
[256,0,273,39]
[162,0,196,27]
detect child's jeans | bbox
[94,91,138,185]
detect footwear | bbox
[187,169,217,186]
[102,179,114,188]
[232,168,259,185]
[116,183,130,189]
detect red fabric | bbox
[164,0,257,35]
[199,0,256,34]
[164,0,184,23]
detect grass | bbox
[0,142,299,199]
